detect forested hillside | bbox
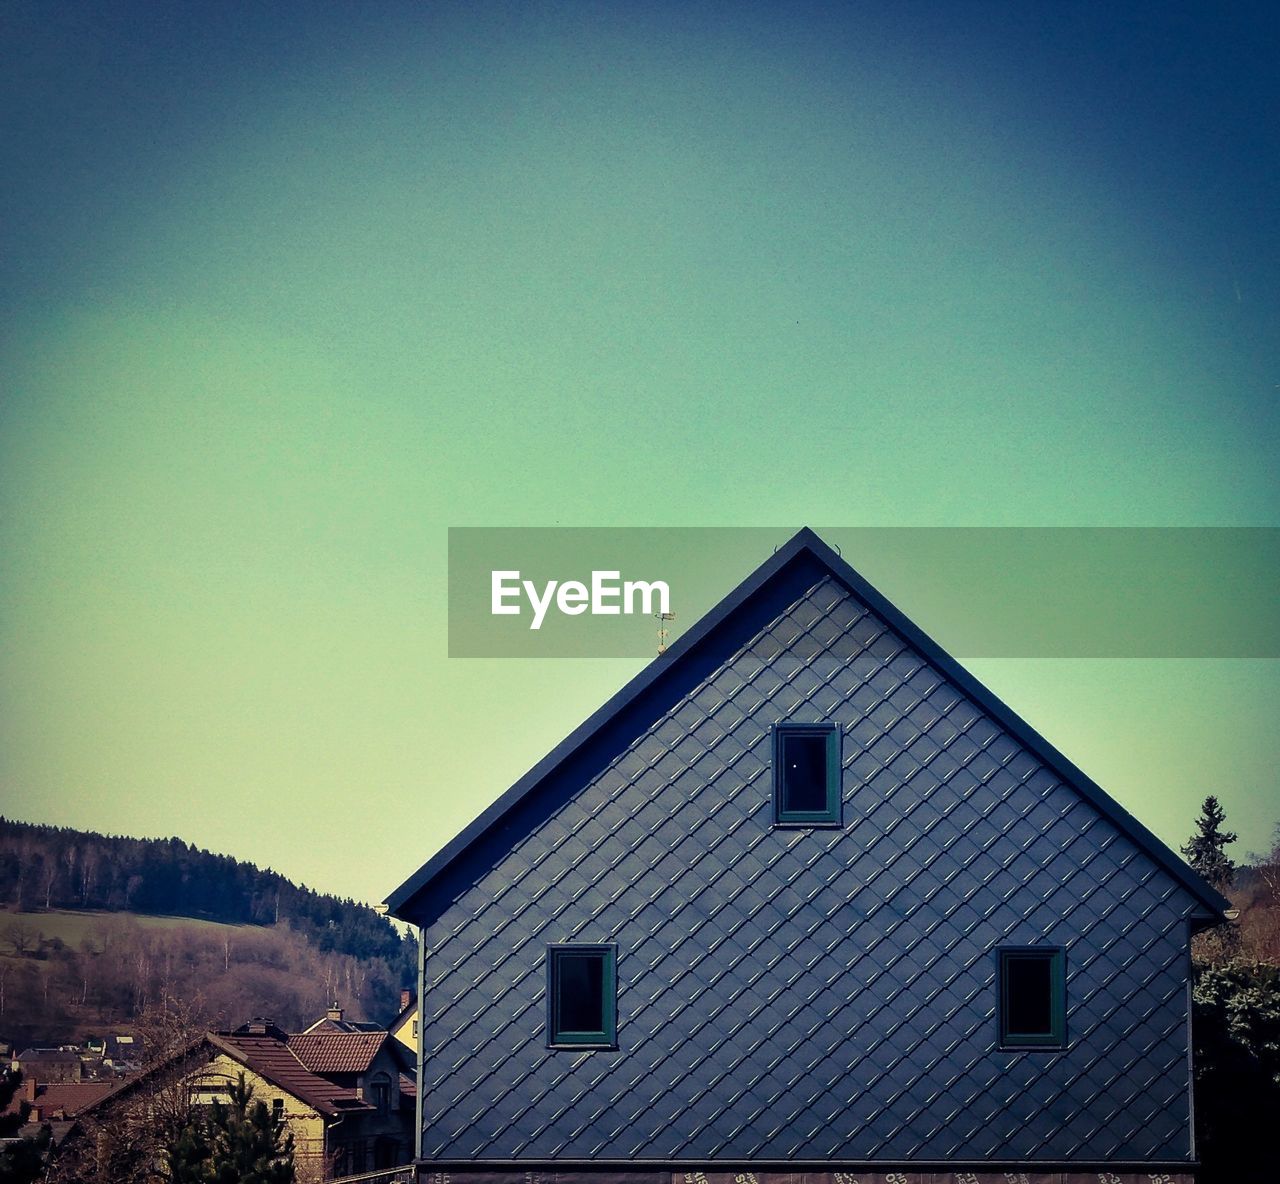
[0,818,405,965]
[0,818,416,1046]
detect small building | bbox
[65,1015,415,1181]
[1,1077,112,1147]
[11,1048,81,1083]
[387,528,1228,1182]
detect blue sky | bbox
[2,2,1277,902]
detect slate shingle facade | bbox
[390,530,1224,1180]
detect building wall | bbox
[414,565,1203,1163]
[391,1008,417,1057]
[331,1045,416,1172]
[198,1055,329,1183]
[17,1055,80,1083]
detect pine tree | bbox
[1181,795,1238,889]
[167,1073,294,1184]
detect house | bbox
[388,991,417,1060]
[64,1015,416,1182]
[81,1032,141,1077]
[1,1077,113,1147]
[387,527,1228,1181]
[11,1048,81,1083]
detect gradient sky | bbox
[2,2,1277,906]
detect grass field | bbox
[0,907,250,950]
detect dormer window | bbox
[773,723,841,826]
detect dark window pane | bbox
[557,953,604,1033]
[1007,956,1053,1034]
[782,733,829,813]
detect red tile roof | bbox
[37,1081,113,1118]
[209,1033,372,1118]
[286,1032,386,1075]
[3,1081,112,1121]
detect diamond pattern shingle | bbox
[412,566,1205,1164]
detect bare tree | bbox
[2,919,39,957]
[50,999,214,1184]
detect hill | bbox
[0,819,416,1046]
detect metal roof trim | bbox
[386,526,1228,921]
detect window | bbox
[547,944,617,1048]
[370,1072,391,1113]
[271,1097,284,1126]
[773,723,841,825]
[999,947,1066,1048]
[374,1136,399,1169]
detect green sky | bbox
[2,3,1277,904]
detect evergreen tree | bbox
[167,1074,294,1184]
[1181,795,1239,889]
[1192,961,1280,1184]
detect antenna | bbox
[654,611,676,655]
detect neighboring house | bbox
[81,1033,141,1076]
[11,1048,81,1083]
[67,1017,415,1181]
[1,1077,112,1146]
[387,528,1228,1181]
[388,991,417,1060]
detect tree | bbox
[1,920,38,957]
[167,1073,294,1184]
[1182,795,1238,889]
[1192,961,1280,1184]
[47,1003,211,1184]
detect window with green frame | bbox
[547,944,617,1048]
[773,723,841,825]
[999,946,1066,1048]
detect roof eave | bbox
[387,525,1229,924]
[386,529,815,918]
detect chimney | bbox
[399,989,411,1012]
[327,1004,343,1022]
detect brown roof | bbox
[210,1033,372,1119]
[30,1081,113,1119]
[286,1032,386,1075]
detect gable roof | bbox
[76,1029,376,1124]
[15,1048,79,1063]
[387,527,1228,922]
[17,1081,112,1119]
[209,1032,373,1118]
[286,1031,386,1075]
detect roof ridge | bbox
[386,527,1228,920]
